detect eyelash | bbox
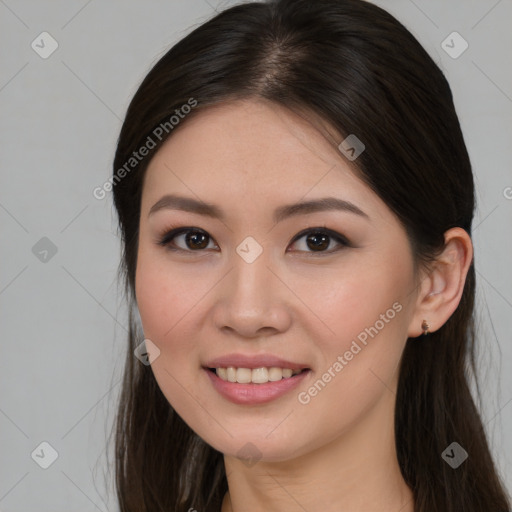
[156,225,352,256]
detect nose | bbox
[212,245,292,339]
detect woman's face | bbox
[135,99,421,462]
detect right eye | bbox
[157,227,218,252]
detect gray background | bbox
[1,0,511,510]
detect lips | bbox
[204,365,311,405]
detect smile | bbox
[204,367,311,405]
[211,366,305,384]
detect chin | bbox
[198,427,313,464]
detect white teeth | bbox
[236,367,252,384]
[227,367,237,383]
[216,367,228,381]
[251,367,268,384]
[214,366,303,384]
[268,367,283,381]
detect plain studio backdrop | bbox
[0,0,511,510]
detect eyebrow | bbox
[148,194,369,223]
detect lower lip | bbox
[203,368,310,405]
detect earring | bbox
[421,319,430,335]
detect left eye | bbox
[288,228,350,254]
[157,227,350,254]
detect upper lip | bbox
[204,353,310,370]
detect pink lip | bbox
[204,367,311,405]
[203,353,310,370]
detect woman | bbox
[110,0,511,510]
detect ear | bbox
[407,227,473,338]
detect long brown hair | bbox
[109,1,511,510]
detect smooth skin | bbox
[135,99,473,512]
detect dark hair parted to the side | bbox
[110,1,511,511]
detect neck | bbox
[221,388,413,512]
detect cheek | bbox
[135,261,175,342]
[289,302,408,459]
[293,249,411,357]
[135,245,203,344]
[292,251,412,417]
[134,251,208,421]
[134,253,201,376]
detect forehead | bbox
[141,99,389,224]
